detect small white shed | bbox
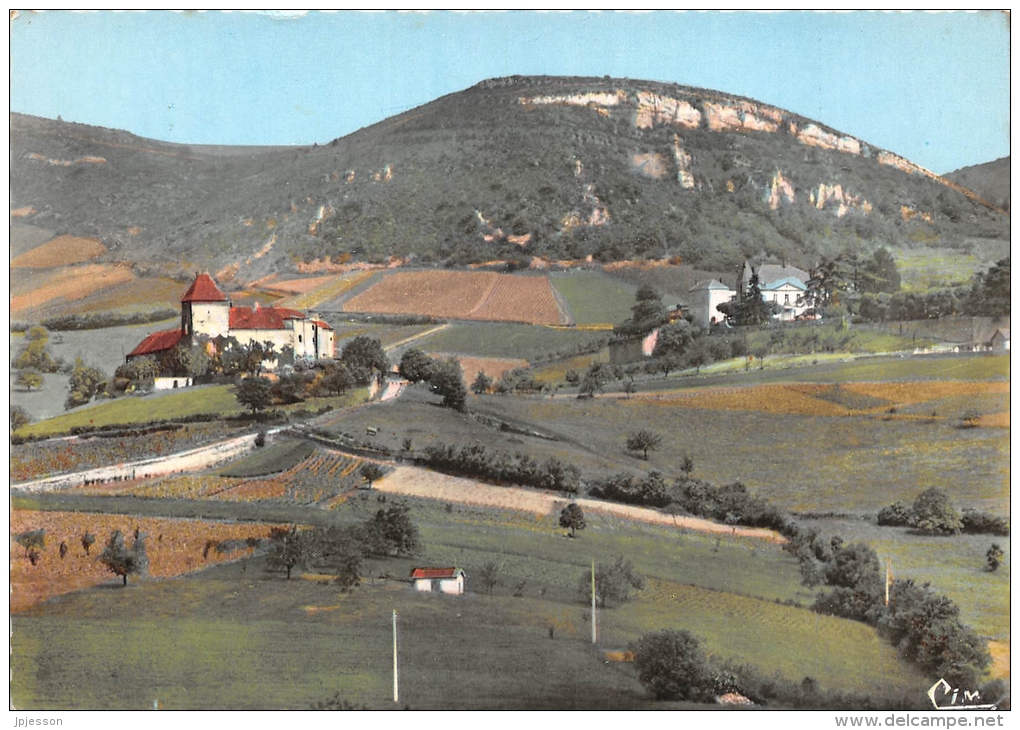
[410,567,465,595]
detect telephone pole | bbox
[591,559,597,645]
[392,609,399,703]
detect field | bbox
[411,321,609,362]
[10,497,929,709]
[10,509,275,612]
[11,264,137,317]
[426,354,529,385]
[343,270,567,325]
[11,234,106,268]
[276,269,378,310]
[550,269,637,325]
[15,384,371,440]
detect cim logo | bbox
[927,678,997,711]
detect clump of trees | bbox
[579,555,644,608]
[65,358,109,410]
[626,430,662,460]
[877,488,1008,536]
[10,405,31,432]
[265,503,422,586]
[587,471,670,507]
[614,285,669,338]
[419,442,581,494]
[631,630,719,702]
[398,348,467,410]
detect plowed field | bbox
[11,510,275,612]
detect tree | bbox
[235,376,274,416]
[81,531,96,556]
[860,248,901,293]
[398,348,435,383]
[332,546,363,593]
[652,320,695,359]
[98,530,146,586]
[679,454,695,479]
[478,560,501,595]
[616,286,668,337]
[582,555,645,608]
[15,529,45,557]
[626,430,662,460]
[321,362,355,396]
[429,359,467,411]
[16,370,44,392]
[471,371,493,394]
[559,503,586,538]
[986,544,1004,572]
[266,526,308,580]
[340,336,388,378]
[13,336,59,373]
[362,503,421,557]
[116,355,160,382]
[631,629,713,701]
[911,487,962,536]
[10,405,31,432]
[360,463,386,488]
[65,358,107,409]
[26,325,50,343]
[578,362,613,398]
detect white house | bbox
[410,567,466,595]
[687,280,736,329]
[127,273,335,369]
[990,328,1010,352]
[741,261,812,321]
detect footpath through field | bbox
[373,465,786,543]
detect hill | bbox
[10,76,1009,284]
[945,156,1010,213]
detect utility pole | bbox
[392,609,399,703]
[885,559,893,607]
[591,559,597,645]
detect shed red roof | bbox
[127,328,184,358]
[180,273,228,303]
[410,567,464,580]
[310,320,332,330]
[229,306,305,330]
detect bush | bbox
[876,501,912,527]
[631,630,715,702]
[961,510,1010,536]
[911,488,962,536]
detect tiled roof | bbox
[309,320,332,330]
[127,328,184,358]
[229,306,305,330]
[761,276,807,291]
[180,273,229,303]
[409,567,464,580]
[743,263,810,288]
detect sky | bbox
[8,10,1012,174]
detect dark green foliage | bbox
[311,693,368,711]
[478,561,501,595]
[911,487,962,536]
[42,309,178,331]
[615,286,668,337]
[961,510,1010,537]
[966,257,1010,317]
[878,579,990,688]
[98,530,147,586]
[558,503,586,537]
[578,362,614,398]
[10,405,31,432]
[587,471,670,507]
[625,429,662,460]
[471,371,493,394]
[398,348,435,383]
[651,320,695,359]
[419,442,580,493]
[15,528,45,557]
[675,480,796,536]
[813,542,884,624]
[362,503,422,557]
[265,526,308,579]
[429,359,467,411]
[631,630,714,702]
[65,358,108,409]
[985,544,1004,572]
[581,555,645,608]
[359,462,386,487]
[235,376,274,415]
[116,355,161,382]
[320,361,355,396]
[876,501,912,527]
[340,336,388,377]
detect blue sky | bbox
[9,10,1011,174]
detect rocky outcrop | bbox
[901,205,934,223]
[810,184,872,217]
[673,136,696,189]
[791,123,861,155]
[27,152,107,166]
[634,91,702,130]
[769,171,796,210]
[631,152,669,180]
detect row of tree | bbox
[419,443,582,494]
[877,488,1010,536]
[398,349,467,410]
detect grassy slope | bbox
[411,321,609,362]
[549,270,636,326]
[11,498,927,709]
[16,385,371,439]
[218,439,316,477]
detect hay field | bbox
[11,235,106,268]
[344,270,567,324]
[10,264,136,317]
